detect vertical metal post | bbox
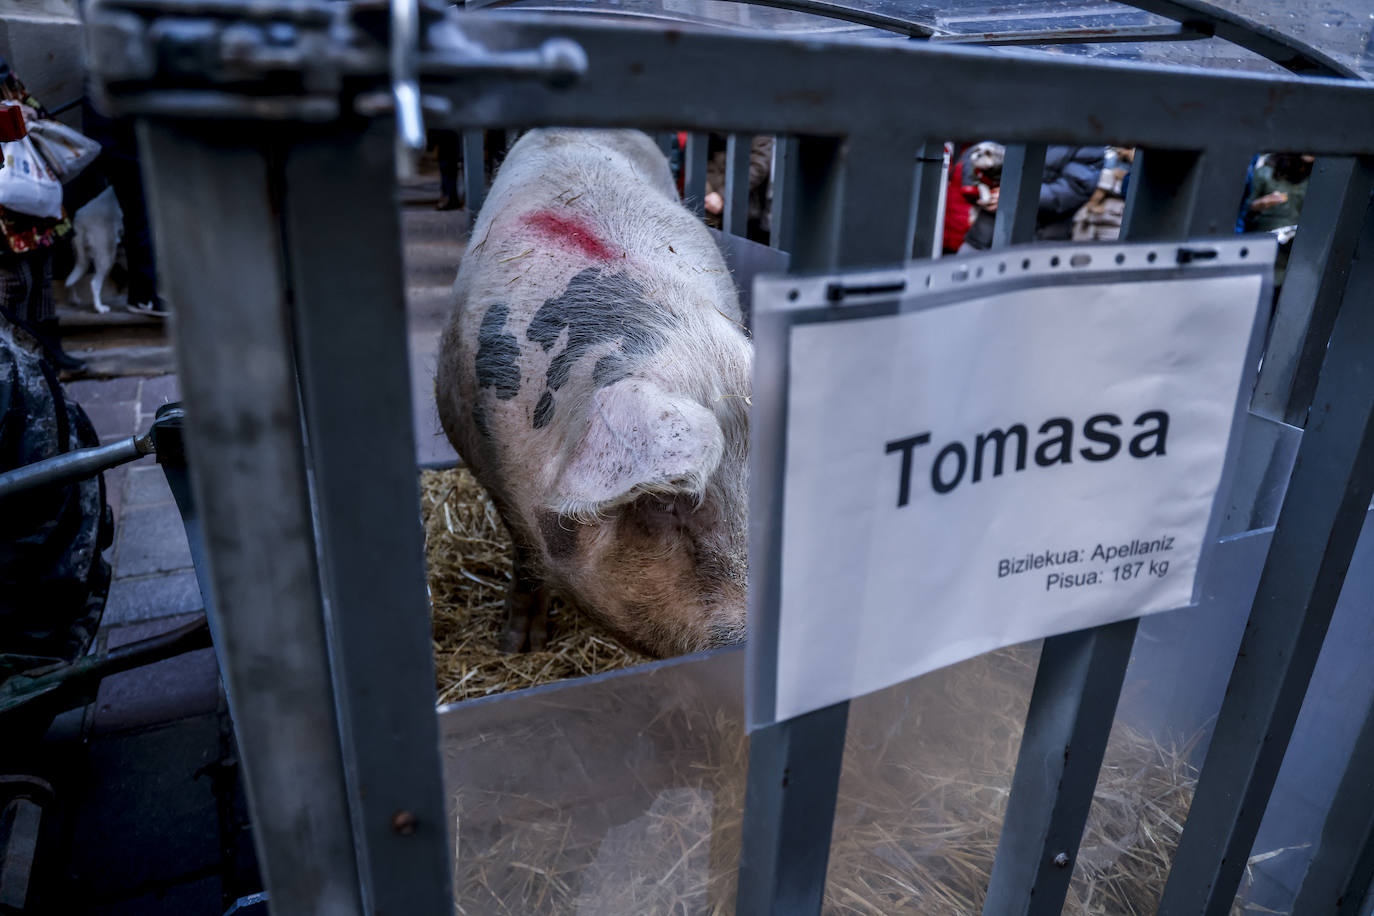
[1290,693,1374,916]
[827,134,921,269]
[137,122,364,914]
[910,140,947,260]
[1252,157,1374,426]
[1158,188,1374,916]
[723,132,752,238]
[462,128,486,214]
[991,142,1047,248]
[281,123,453,914]
[981,621,1138,915]
[654,131,674,159]
[982,146,1251,916]
[769,135,797,252]
[739,131,920,916]
[684,130,709,217]
[1121,146,1254,239]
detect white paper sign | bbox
[752,244,1267,725]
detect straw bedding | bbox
[423,467,1234,914]
[422,467,651,706]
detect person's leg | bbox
[4,249,83,371]
[435,130,462,211]
[0,253,29,326]
[29,249,84,371]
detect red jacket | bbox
[943,145,981,254]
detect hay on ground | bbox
[422,467,650,706]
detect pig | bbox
[435,128,752,658]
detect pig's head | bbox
[537,375,748,658]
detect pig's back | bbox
[437,129,748,523]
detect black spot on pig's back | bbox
[532,391,554,429]
[475,303,521,400]
[525,268,671,428]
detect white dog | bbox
[64,186,124,314]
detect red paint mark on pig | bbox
[524,210,617,261]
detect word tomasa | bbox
[884,410,1169,506]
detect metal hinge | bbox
[84,0,586,129]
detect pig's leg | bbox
[500,544,551,653]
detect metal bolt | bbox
[392,810,418,836]
[1053,852,1070,868]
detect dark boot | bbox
[37,318,86,372]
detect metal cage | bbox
[75,0,1374,912]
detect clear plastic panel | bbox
[438,427,1372,914]
[1015,34,1289,74]
[1069,506,1374,914]
[478,0,1373,75]
[441,648,747,913]
[475,0,895,37]
[1230,506,1374,912]
[824,643,1043,914]
[1204,0,1374,77]
[439,636,1056,913]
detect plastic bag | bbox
[26,118,101,182]
[0,135,62,218]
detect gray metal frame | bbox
[1157,186,1374,916]
[78,2,1374,913]
[740,131,921,913]
[1291,692,1374,915]
[137,121,371,914]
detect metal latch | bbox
[384,0,585,177]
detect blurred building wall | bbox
[0,0,84,127]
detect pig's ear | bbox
[551,379,725,519]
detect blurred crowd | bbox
[941,139,1314,294]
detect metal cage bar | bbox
[1253,157,1374,427]
[137,121,366,915]
[654,130,674,159]
[982,621,1138,916]
[909,140,946,260]
[281,122,454,914]
[739,136,849,916]
[830,133,922,268]
[462,128,487,214]
[981,145,1255,915]
[739,131,920,915]
[1120,146,1256,240]
[724,132,752,238]
[1290,692,1374,915]
[769,135,797,252]
[443,16,1374,154]
[990,142,1047,248]
[1158,180,1374,916]
[684,130,709,217]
